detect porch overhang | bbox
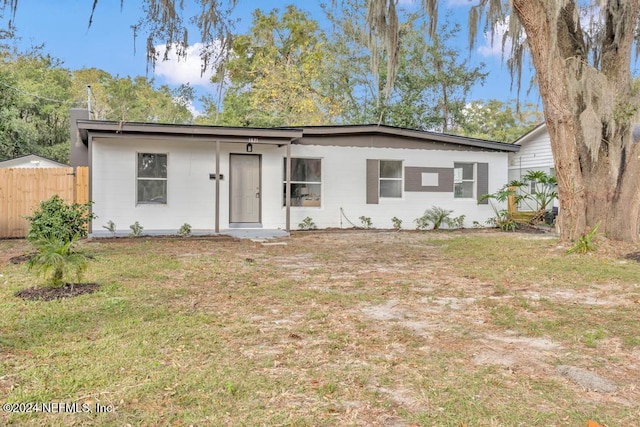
[76,120,303,234]
[76,120,303,144]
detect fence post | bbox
[507,186,517,215]
[75,166,89,204]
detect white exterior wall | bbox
[91,136,510,233]
[286,144,506,230]
[91,137,219,234]
[508,126,554,182]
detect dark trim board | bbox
[405,167,454,192]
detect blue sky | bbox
[6,0,540,113]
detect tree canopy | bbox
[322,2,487,131]
[214,5,341,127]
[0,48,196,163]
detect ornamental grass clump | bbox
[27,235,88,288]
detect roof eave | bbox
[299,125,520,152]
[76,120,303,144]
[512,122,547,146]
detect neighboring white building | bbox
[508,123,554,182]
[509,123,640,182]
[0,154,68,169]
[70,110,519,236]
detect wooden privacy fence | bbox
[0,167,88,238]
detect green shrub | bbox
[103,220,116,236]
[415,215,431,230]
[26,195,95,243]
[391,216,402,231]
[486,211,518,232]
[415,206,453,230]
[446,214,466,229]
[479,187,519,232]
[567,223,600,254]
[27,235,88,288]
[298,217,317,230]
[178,223,192,237]
[359,216,372,229]
[129,221,144,237]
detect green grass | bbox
[2,231,640,426]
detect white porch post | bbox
[285,141,291,232]
[215,139,220,234]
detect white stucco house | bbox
[0,154,68,169]
[69,109,519,236]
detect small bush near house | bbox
[415,215,430,230]
[103,220,116,236]
[447,214,466,229]
[298,217,317,230]
[479,187,519,232]
[359,216,372,229]
[178,223,192,237]
[486,212,518,232]
[25,195,95,243]
[129,221,144,237]
[391,216,402,231]
[415,206,453,230]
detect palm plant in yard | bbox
[480,186,523,232]
[27,235,88,288]
[513,170,558,223]
[415,206,453,230]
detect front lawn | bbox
[1,230,639,426]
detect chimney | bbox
[69,108,90,167]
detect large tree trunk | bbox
[512,0,640,243]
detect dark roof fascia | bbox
[76,120,304,144]
[75,120,519,152]
[296,124,520,152]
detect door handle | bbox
[256,192,260,198]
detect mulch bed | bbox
[9,253,34,264]
[514,224,555,234]
[624,252,640,262]
[14,283,100,301]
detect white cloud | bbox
[184,99,203,118]
[477,19,517,59]
[447,0,473,6]
[172,95,203,118]
[153,42,217,88]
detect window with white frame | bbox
[454,162,474,198]
[379,160,402,198]
[137,153,167,204]
[283,158,322,207]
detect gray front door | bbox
[230,154,261,223]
